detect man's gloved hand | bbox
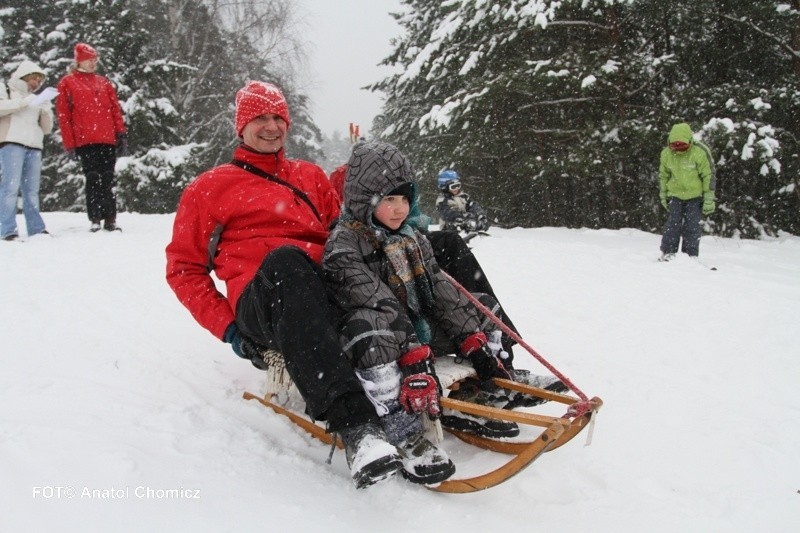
[660,194,669,210]
[223,323,268,370]
[116,133,129,157]
[397,345,441,419]
[702,193,716,215]
[477,214,490,232]
[460,332,511,382]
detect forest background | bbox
[1,0,798,238]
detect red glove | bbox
[397,345,441,419]
[460,332,511,382]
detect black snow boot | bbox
[339,423,402,489]
[441,379,520,438]
[396,433,455,485]
[502,369,568,409]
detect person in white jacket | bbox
[0,60,54,241]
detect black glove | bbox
[477,214,490,232]
[223,323,268,370]
[116,133,128,157]
[460,332,511,382]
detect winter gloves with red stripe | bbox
[460,332,511,382]
[397,345,441,420]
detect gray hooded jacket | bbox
[323,142,484,369]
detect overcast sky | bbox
[300,0,403,138]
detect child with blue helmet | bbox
[435,170,490,232]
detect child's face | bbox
[374,194,410,230]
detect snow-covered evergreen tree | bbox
[0,0,321,214]
[374,0,799,236]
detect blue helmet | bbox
[437,169,460,190]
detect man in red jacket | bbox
[165,81,402,489]
[56,43,127,232]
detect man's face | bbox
[241,114,287,153]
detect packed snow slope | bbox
[2,212,798,532]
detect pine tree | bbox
[374,0,800,236]
[1,0,323,215]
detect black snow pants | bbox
[236,246,377,432]
[660,197,703,257]
[427,230,521,367]
[77,144,117,224]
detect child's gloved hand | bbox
[460,332,511,382]
[397,345,441,419]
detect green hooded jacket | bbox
[659,123,716,201]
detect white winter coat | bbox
[0,60,54,150]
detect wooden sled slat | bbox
[445,396,602,455]
[440,396,561,427]
[428,419,565,493]
[491,377,580,405]
[426,394,601,492]
[243,391,343,449]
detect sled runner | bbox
[243,355,601,493]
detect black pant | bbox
[236,246,376,431]
[427,230,520,366]
[77,144,117,223]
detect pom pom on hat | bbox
[74,43,98,63]
[235,81,291,137]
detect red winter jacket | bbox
[165,145,341,339]
[55,70,126,150]
[329,163,347,201]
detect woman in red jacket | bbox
[56,43,127,232]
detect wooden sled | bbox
[243,355,601,494]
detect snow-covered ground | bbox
[2,212,798,532]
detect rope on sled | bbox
[440,270,592,418]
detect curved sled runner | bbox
[243,356,601,493]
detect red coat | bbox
[165,146,341,339]
[55,71,126,150]
[329,163,347,200]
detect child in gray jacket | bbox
[323,142,563,484]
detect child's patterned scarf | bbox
[340,211,435,342]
